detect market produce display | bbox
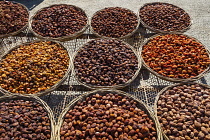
[91,7,139,38]
[0,1,210,140]
[0,41,70,95]
[74,39,139,88]
[31,4,88,39]
[156,83,210,140]
[0,1,29,37]
[139,2,191,32]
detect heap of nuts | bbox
[139,2,191,32]
[0,99,51,139]
[142,34,210,79]
[91,7,138,38]
[74,39,139,87]
[157,84,210,140]
[60,93,157,139]
[0,41,69,94]
[31,4,87,38]
[0,1,29,35]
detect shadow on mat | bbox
[8,0,44,10]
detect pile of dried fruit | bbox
[142,34,210,79]
[139,2,191,32]
[91,7,138,38]
[0,41,69,94]
[0,1,29,35]
[60,93,157,139]
[157,84,210,140]
[31,4,87,38]
[0,99,51,139]
[74,39,139,87]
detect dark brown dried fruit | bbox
[31,4,87,38]
[74,39,139,87]
[0,99,51,139]
[139,2,191,32]
[0,1,29,35]
[91,7,138,38]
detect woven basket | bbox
[0,39,72,96]
[140,33,210,82]
[90,7,140,39]
[153,82,210,140]
[29,4,89,41]
[0,1,29,38]
[56,89,162,140]
[138,2,192,34]
[72,38,141,90]
[0,94,56,140]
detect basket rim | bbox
[138,2,192,34]
[0,94,56,140]
[90,6,140,39]
[0,39,72,96]
[153,82,210,140]
[56,89,162,140]
[0,1,29,38]
[29,4,89,41]
[140,33,210,82]
[72,38,142,89]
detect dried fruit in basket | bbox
[31,4,87,38]
[91,7,138,38]
[60,93,157,139]
[156,83,210,140]
[0,41,69,95]
[142,34,210,79]
[0,99,51,139]
[139,2,191,32]
[74,39,139,87]
[0,1,29,36]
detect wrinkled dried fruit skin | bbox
[0,41,69,94]
[32,5,87,38]
[74,39,138,86]
[91,7,138,38]
[139,3,191,32]
[0,100,51,139]
[157,84,210,140]
[142,34,210,79]
[60,93,157,140]
[0,1,29,35]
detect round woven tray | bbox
[29,4,89,41]
[90,7,140,39]
[72,38,141,89]
[140,33,210,82]
[0,39,72,96]
[56,89,162,140]
[0,94,56,140]
[138,2,192,34]
[0,1,29,38]
[153,82,210,140]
